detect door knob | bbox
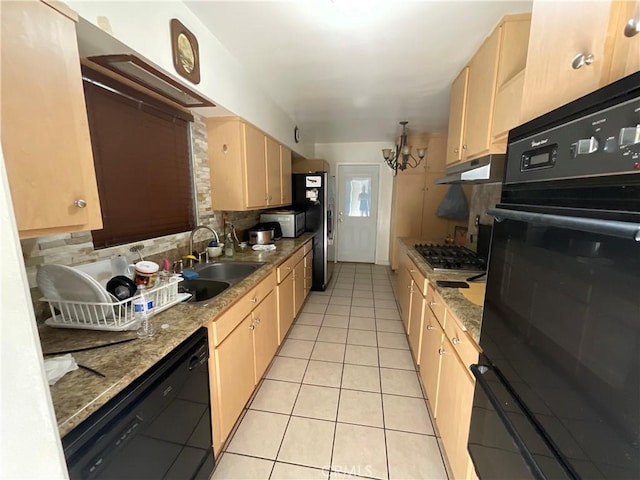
[624,15,640,37]
[571,53,594,69]
[74,199,87,208]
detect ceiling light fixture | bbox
[381,121,426,175]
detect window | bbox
[82,68,195,248]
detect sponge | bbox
[181,270,199,280]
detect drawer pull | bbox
[74,199,87,209]
[254,318,261,324]
[452,337,460,345]
[249,324,255,331]
[250,297,257,304]
[426,325,434,331]
[571,53,594,70]
[410,269,416,273]
[429,300,437,307]
[624,16,640,37]
[438,347,446,356]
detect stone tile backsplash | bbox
[23,113,267,321]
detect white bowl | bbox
[207,244,224,258]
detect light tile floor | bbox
[212,263,449,480]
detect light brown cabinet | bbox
[275,240,311,343]
[1,0,103,238]
[293,258,305,316]
[396,262,413,333]
[446,68,469,166]
[445,14,531,166]
[207,117,293,210]
[208,271,276,450]
[521,1,640,123]
[417,284,480,480]
[276,270,295,344]
[304,250,313,296]
[252,291,278,382]
[408,287,425,364]
[389,135,470,270]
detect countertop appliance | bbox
[63,328,214,479]
[415,244,486,273]
[260,211,305,238]
[293,172,335,290]
[248,223,279,245]
[467,72,640,479]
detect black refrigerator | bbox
[292,172,335,291]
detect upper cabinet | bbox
[445,14,531,167]
[207,117,292,210]
[1,0,103,238]
[521,0,640,123]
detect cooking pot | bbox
[248,226,275,245]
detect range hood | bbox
[434,154,505,184]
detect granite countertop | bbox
[40,233,314,437]
[399,238,484,345]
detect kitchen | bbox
[2,1,640,479]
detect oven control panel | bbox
[506,95,640,184]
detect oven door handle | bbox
[487,207,640,241]
[470,364,546,480]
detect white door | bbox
[337,164,379,263]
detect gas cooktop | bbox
[415,244,486,273]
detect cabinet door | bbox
[277,272,295,343]
[465,27,501,159]
[419,306,444,415]
[609,0,640,81]
[243,123,267,208]
[253,290,278,382]
[265,136,281,206]
[390,173,425,270]
[294,259,305,316]
[437,337,475,480]
[1,0,102,237]
[397,266,413,333]
[214,314,255,443]
[304,251,313,296]
[281,145,292,205]
[408,290,425,364]
[520,1,613,123]
[446,67,469,166]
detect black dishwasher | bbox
[63,328,214,479]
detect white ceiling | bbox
[185,0,532,144]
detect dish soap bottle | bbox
[225,232,235,257]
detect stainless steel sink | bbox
[194,261,264,284]
[179,261,264,305]
[179,279,230,305]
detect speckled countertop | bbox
[39,233,314,437]
[399,238,484,345]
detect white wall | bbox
[0,149,69,477]
[314,142,393,265]
[66,0,315,158]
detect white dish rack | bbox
[43,278,190,331]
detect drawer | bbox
[444,309,480,369]
[303,239,313,255]
[212,270,276,345]
[426,284,446,328]
[408,262,428,296]
[277,248,304,283]
[304,251,313,269]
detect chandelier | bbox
[381,121,426,174]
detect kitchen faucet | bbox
[186,225,220,268]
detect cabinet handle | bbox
[286,266,292,271]
[250,296,257,304]
[222,144,228,153]
[410,269,416,273]
[452,337,460,345]
[571,53,594,70]
[249,324,255,331]
[74,199,87,209]
[429,300,437,307]
[427,325,434,331]
[255,318,261,324]
[624,16,640,37]
[462,144,468,150]
[454,147,459,153]
[438,347,446,356]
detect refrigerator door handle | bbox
[470,364,546,480]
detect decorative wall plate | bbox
[170,19,200,84]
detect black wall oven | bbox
[468,72,640,480]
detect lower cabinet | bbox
[303,251,313,296]
[276,269,295,344]
[293,258,305,316]
[417,283,480,479]
[408,287,425,364]
[397,265,413,333]
[252,291,278,382]
[419,306,443,413]
[212,314,255,446]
